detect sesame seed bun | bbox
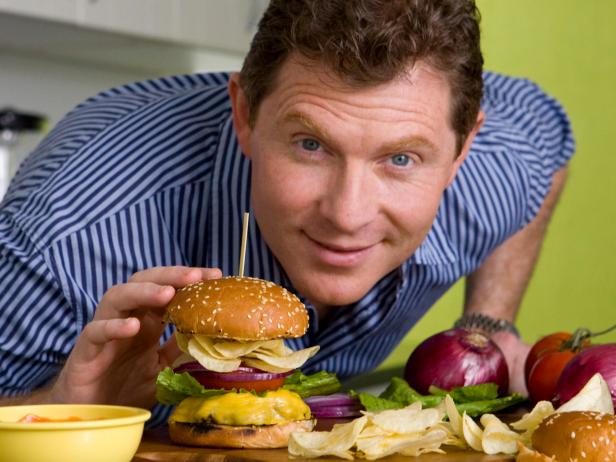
[530,411,616,461]
[165,276,309,340]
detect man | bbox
[0,0,573,426]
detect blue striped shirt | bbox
[0,71,574,426]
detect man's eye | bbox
[301,139,321,151]
[391,154,411,167]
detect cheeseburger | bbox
[157,276,320,448]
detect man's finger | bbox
[82,318,140,345]
[96,282,175,319]
[76,318,140,361]
[128,266,222,287]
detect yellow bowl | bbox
[0,404,151,462]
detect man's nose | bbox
[319,164,378,234]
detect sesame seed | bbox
[571,431,576,439]
[581,451,586,458]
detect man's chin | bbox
[290,271,380,311]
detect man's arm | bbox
[463,165,569,394]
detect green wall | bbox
[380,0,616,370]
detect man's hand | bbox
[48,266,221,409]
[490,331,531,396]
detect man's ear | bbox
[447,110,485,187]
[228,73,253,158]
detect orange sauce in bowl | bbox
[17,414,95,423]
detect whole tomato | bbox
[524,331,590,403]
[527,349,578,403]
[524,332,572,381]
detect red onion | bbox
[173,362,291,379]
[554,344,616,407]
[404,328,509,395]
[304,393,362,419]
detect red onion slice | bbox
[310,405,363,419]
[304,393,358,408]
[304,393,363,419]
[173,361,292,381]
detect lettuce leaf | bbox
[282,370,341,398]
[155,367,226,405]
[354,376,525,417]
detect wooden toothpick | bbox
[238,212,250,277]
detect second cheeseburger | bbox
[157,276,320,448]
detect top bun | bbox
[531,411,616,461]
[165,276,309,340]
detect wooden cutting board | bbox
[133,427,515,462]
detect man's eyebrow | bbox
[381,136,439,155]
[282,112,334,145]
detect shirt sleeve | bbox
[481,72,576,227]
[0,219,77,396]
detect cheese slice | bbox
[169,389,311,426]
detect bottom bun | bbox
[169,419,316,448]
[531,411,616,461]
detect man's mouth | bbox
[304,233,376,267]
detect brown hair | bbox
[239,0,483,153]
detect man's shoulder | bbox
[479,72,573,150]
[81,72,231,107]
[2,72,235,253]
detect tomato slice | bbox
[190,371,286,392]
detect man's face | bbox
[231,56,479,311]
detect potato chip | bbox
[510,400,554,431]
[241,358,293,373]
[555,372,614,414]
[444,395,463,438]
[191,335,228,359]
[397,427,449,457]
[210,338,269,357]
[357,427,448,459]
[187,337,241,372]
[480,413,520,455]
[355,423,390,440]
[288,416,368,459]
[247,345,319,370]
[259,339,293,355]
[369,405,440,434]
[509,400,555,446]
[462,412,484,451]
[516,441,556,461]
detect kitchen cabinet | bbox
[0,0,266,74]
[0,0,265,53]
